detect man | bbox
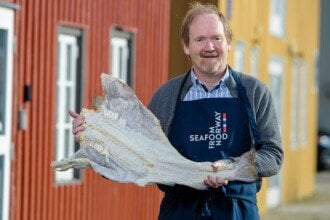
[71,3,283,219]
[148,3,283,220]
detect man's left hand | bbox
[203,175,228,188]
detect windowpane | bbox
[290,59,308,149]
[299,61,307,146]
[66,45,72,81]
[56,83,60,125]
[57,44,61,81]
[119,47,123,77]
[290,60,299,149]
[111,38,129,83]
[64,129,72,158]
[0,29,8,135]
[269,0,286,37]
[270,74,283,121]
[0,155,4,217]
[111,29,134,87]
[234,42,245,72]
[269,173,280,187]
[314,52,319,93]
[250,47,259,77]
[273,0,280,13]
[65,87,71,123]
[226,0,232,19]
[268,57,284,126]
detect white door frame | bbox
[0,6,14,220]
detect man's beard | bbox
[199,51,222,74]
[199,59,222,74]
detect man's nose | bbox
[203,39,215,51]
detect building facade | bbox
[0,0,320,218]
[0,0,170,219]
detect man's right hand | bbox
[69,110,86,142]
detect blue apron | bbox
[158,71,260,220]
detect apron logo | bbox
[189,111,228,149]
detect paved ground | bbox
[261,171,330,220]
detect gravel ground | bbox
[261,171,330,220]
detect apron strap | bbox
[230,70,262,150]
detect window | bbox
[290,58,308,149]
[234,41,245,72]
[269,0,286,37]
[314,51,319,93]
[0,155,4,218]
[111,28,134,87]
[268,56,284,127]
[290,59,299,149]
[0,6,14,220]
[298,60,307,147]
[267,56,284,208]
[226,0,233,20]
[55,27,85,183]
[0,27,8,136]
[250,46,259,77]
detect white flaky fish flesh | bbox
[51,74,258,190]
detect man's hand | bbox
[203,160,230,188]
[203,175,228,188]
[69,110,86,142]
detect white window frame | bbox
[234,41,245,72]
[0,6,14,220]
[269,0,286,37]
[55,34,78,182]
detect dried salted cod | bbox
[51,74,258,190]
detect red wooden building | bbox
[0,0,170,219]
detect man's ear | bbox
[228,44,232,52]
[182,40,190,56]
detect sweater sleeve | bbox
[254,84,283,177]
[147,75,186,135]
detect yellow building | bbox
[170,0,320,213]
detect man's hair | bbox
[181,2,233,46]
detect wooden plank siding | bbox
[9,0,170,219]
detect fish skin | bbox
[51,74,258,190]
